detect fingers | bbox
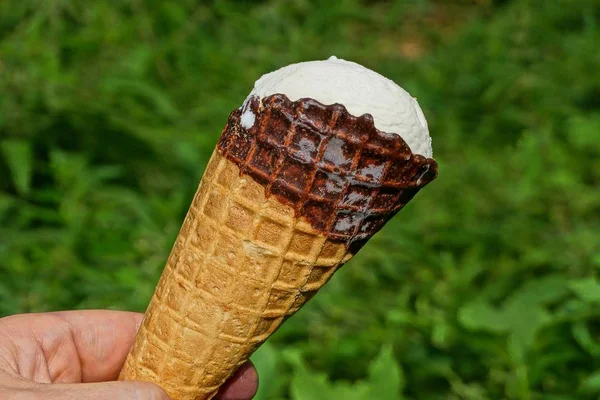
[42,380,170,400]
[48,310,144,383]
[216,361,259,400]
[0,310,144,383]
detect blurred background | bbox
[1,0,599,398]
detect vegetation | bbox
[1,0,599,399]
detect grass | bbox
[1,0,600,399]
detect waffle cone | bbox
[119,150,353,399]
[119,94,438,399]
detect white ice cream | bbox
[243,56,433,158]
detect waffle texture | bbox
[119,151,352,399]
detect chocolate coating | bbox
[217,94,438,251]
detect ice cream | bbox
[119,58,438,400]
[242,56,433,158]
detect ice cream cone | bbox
[119,65,438,399]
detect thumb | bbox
[42,380,170,400]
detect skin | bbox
[0,310,258,399]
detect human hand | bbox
[0,310,258,399]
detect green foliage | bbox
[1,0,599,399]
[253,343,405,400]
[0,139,33,195]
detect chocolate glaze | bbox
[217,94,438,252]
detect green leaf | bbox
[569,278,600,303]
[572,322,600,357]
[458,300,509,333]
[579,371,600,394]
[506,306,551,362]
[330,381,370,400]
[365,345,404,400]
[505,275,569,308]
[0,194,16,219]
[49,149,88,190]
[289,364,333,400]
[0,139,34,196]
